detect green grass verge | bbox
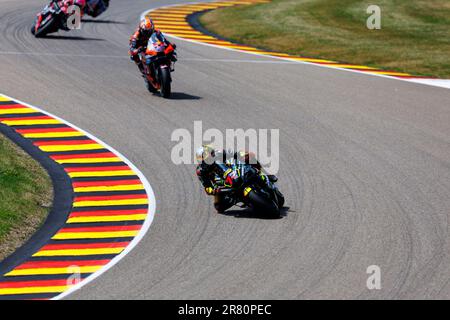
[200,0,450,78]
[0,133,52,261]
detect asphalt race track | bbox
[0,0,449,299]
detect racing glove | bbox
[206,186,225,195]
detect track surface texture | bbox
[0,0,449,299]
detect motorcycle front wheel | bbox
[33,15,57,38]
[159,67,171,98]
[248,190,280,218]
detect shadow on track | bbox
[219,207,290,220]
[41,35,105,41]
[81,19,127,24]
[169,92,202,100]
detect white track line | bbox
[0,51,303,64]
[142,2,450,90]
[0,93,157,300]
[0,51,126,59]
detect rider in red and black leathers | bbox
[129,17,174,74]
[84,0,109,17]
[59,0,86,30]
[61,0,87,12]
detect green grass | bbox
[200,0,450,78]
[0,133,52,261]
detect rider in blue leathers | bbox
[84,0,109,17]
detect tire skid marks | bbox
[148,0,424,79]
[0,95,152,299]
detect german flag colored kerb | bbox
[148,0,423,79]
[0,94,154,300]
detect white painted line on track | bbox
[0,51,126,59]
[406,79,450,89]
[0,93,157,300]
[0,51,304,64]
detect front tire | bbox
[159,67,171,98]
[33,16,57,38]
[275,189,285,208]
[248,190,280,218]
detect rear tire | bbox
[248,190,280,218]
[159,67,171,98]
[31,25,36,35]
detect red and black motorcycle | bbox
[31,0,78,37]
[139,32,177,98]
[32,0,63,37]
[31,0,109,38]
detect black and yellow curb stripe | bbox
[148,0,427,79]
[0,94,154,300]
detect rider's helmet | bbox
[195,145,216,164]
[139,17,155,38]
